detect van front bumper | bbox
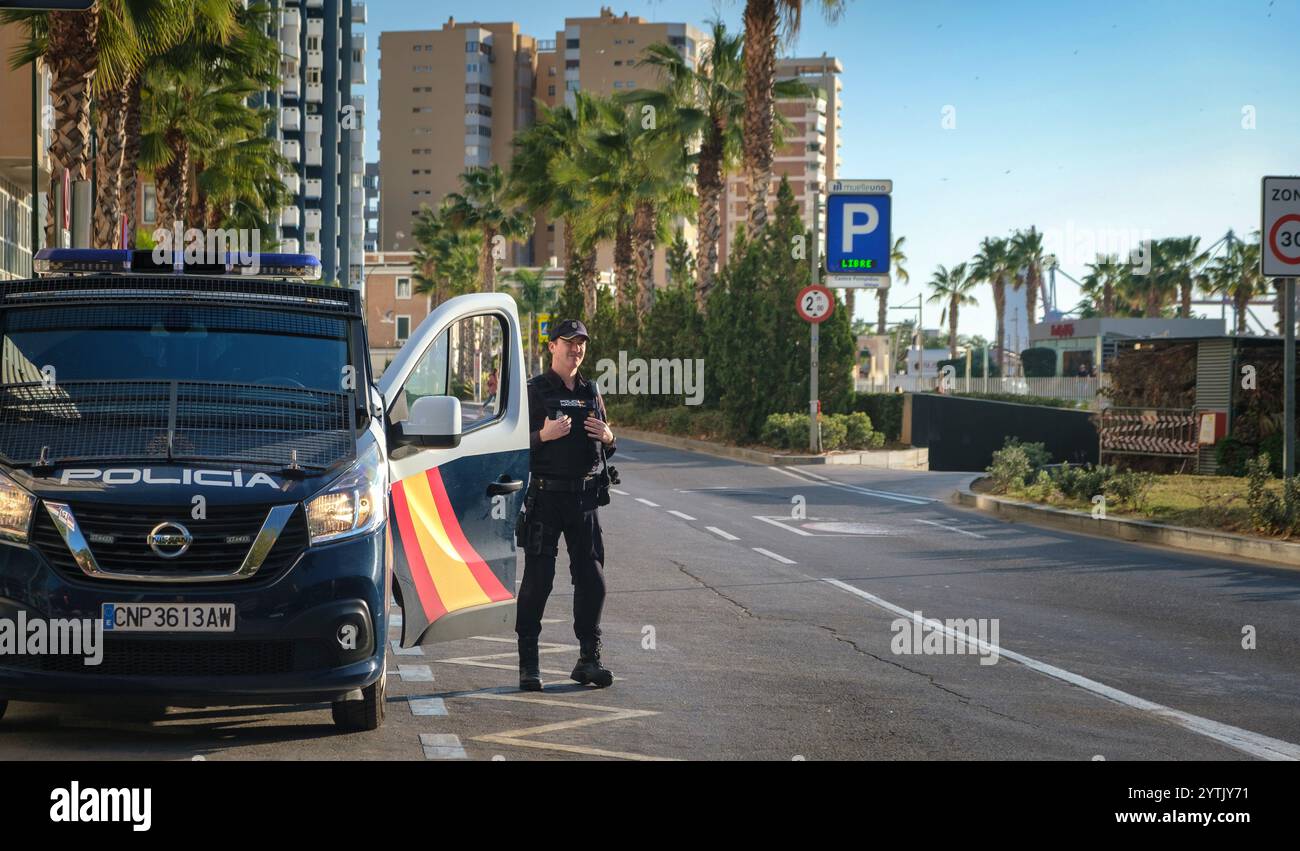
[0,529,388,706]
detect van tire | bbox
[332,661,386,732]
[0,700,7,721]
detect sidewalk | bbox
[953,486,1300,570]
[617,427,928,469]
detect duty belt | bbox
[531,475,598,493]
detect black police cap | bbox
[552,318,590,341]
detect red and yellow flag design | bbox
[390,466,511,629]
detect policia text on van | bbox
[0,249,532,731]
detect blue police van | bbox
[0,249,529,730]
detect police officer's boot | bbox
[518,638,543,692]
[570,640,613,687]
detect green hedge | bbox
[850,393,903,441]
[951,391,1080,409]
[760,412,885,451]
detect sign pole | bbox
[810,195,821,454]
[1287,277,1296,482]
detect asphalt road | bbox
[3,437,1299,760]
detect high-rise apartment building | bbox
[533,9,706,285]
[377,19,537,259]
[0,25,50,281]
[718,55,843,270]
[268,0,366,288]
[363,160,380,253]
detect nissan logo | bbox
[148,521,193,559]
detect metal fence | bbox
[856,375,1109,406]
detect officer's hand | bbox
[540,415,571,442]
[584,417,613,444]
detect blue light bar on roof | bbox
[33,249,322,280]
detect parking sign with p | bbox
[826,180,892,288]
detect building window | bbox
[613,81,622,89]
[396,315,411,342]
[548,66,556,77]
[614,60,622,66]
[565,59,579,70]
[396,277,412,299]
[566,38,579,49]
[565,80,579,92]
[547,84,555,97]
[465,83,492,96]
[466,41,479,52]
[142,184,157,225]
[614,39,622,45]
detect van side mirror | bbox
[400,396,462,448]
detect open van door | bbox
[378,293,529,647]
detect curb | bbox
[617,428,927,469]
[952,488,1300,569]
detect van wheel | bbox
[332,661,386,732]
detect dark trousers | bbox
[515,488,606,645]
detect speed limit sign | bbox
[797,284,834,323]
[1263,176,1300,277]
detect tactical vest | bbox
[530,373,602,478]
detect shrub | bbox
[869,431,886,449]
[760,413,808,449]
[988,443,1033,493]
[820,415,848,451]
[1103,470,1155,510]
[843,411,874,448]
[1004,437,1051,469]
[666,407,692,435]
[1020,347,1058,378]
[1050,462,1116,501]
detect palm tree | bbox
[1010,226,1045,326]
[741,0,848,232]
[504,268,555,377]
[411,202,481,308]
[510,96,600,316]
[877,235,909,334]
[1081,254,1125,317]
[194,129,288,238]
[971,236,1015,372]
[927,262,979,359]
[1205,232,1265,335]
[447,164,533,294]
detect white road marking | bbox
[390,640,425,656]
[667,510,696,520]
[466,693,673,761]
[915,518,988,539]
[409,697,448,717]
[753,547,797,565]
[822,578,1300,761]
[767,466,933,505]
[398,665,434,682]
[752,514,813,536]
[635,498,660,507]
[705,526,739,541]
[610,488,629,496]
[613,452,637,460]
[420,733,468,759]
[389,613,402,628]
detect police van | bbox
[0,249,528,730]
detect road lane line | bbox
[408,697,448,717]
[398,665,434,682]
[611,488,629,496]
[390,639,425,656]
[915,518,988,539]
[420,733,468,759]
[753,547,797,564]
[635,498,661,507]
[767,466,931,505]
[613,452,638,460]
[667,510,696,520]
[705,526,739,541]
[821,578,1300,761]
[752,514,813,536]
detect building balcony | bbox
[305,114,323,134]
[351,2,366,24]
[305,241,322,259]
[306,82,323,103]
[306,0,322,11]
[351,63,366,85]
[279,238,300,254]
[280,74,300,99]
[281,140,300,163]
[306,49,323,70]
[281,34,300,60]
[280,107,300,131]
[305,143,322,167]
[305,209,322,231]
[280,206,300,228]
[305,178,323,199]
[282,172,300,195]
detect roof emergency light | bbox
[33,249,322,281]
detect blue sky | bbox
[360,0,1299,337]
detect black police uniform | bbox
[515,361,615,689]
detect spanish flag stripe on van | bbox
[390,482,447,624]
[424,467,512,602]
[399,469,493,612]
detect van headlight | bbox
[306,444,386,545]
[0,471,36,543]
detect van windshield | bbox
[1,303,349,390]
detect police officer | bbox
[516,319,615,691]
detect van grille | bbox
[31,502,307,582]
